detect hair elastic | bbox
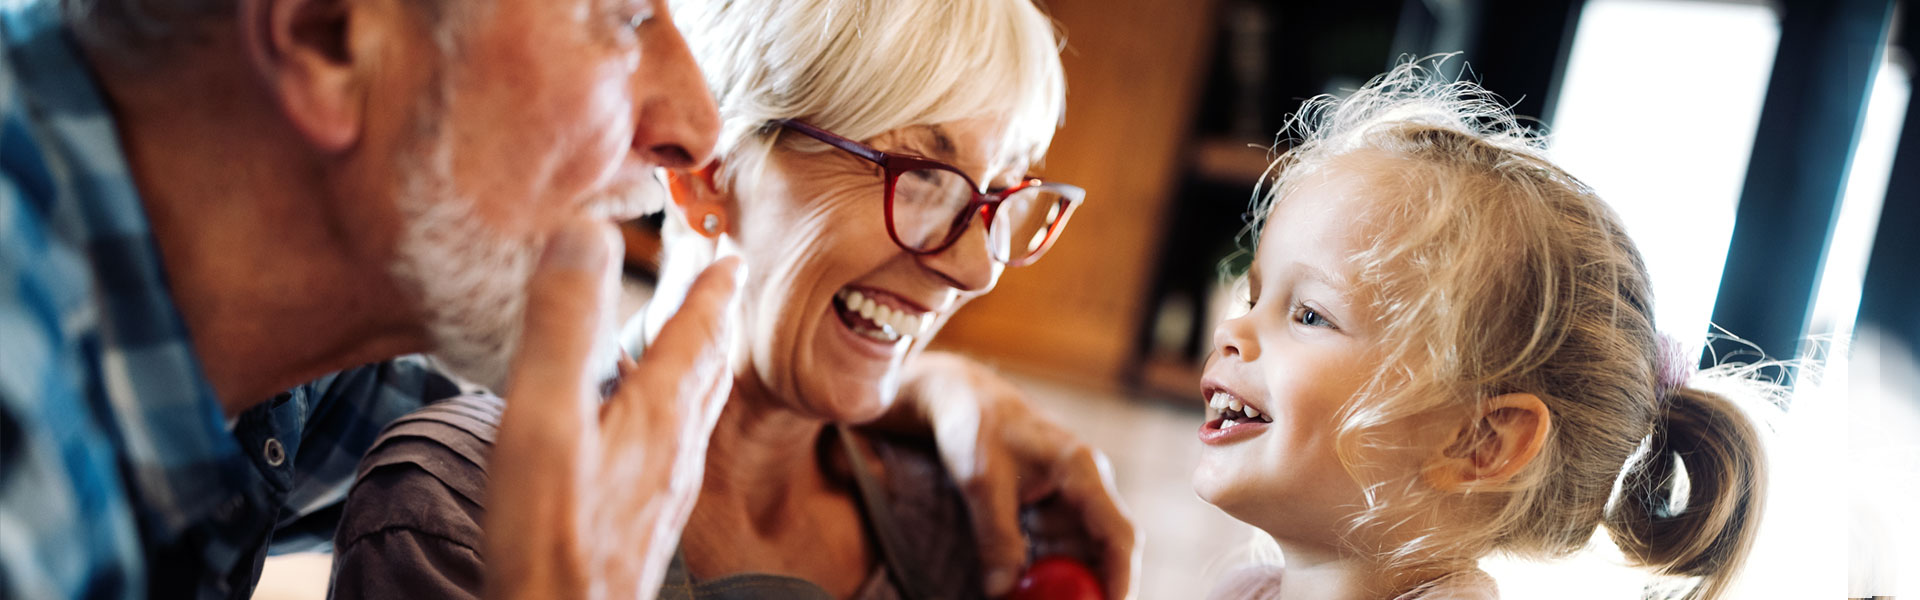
[1654,332,1693,399]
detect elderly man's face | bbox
[374,0,716,388]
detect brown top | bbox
[326,394,985,600]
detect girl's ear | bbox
[1422,393,1553,491]
[665,162,727,238]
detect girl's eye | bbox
[1294,303,1335,329]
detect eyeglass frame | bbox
[776,119,1085,267]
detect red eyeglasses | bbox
[779,120,1084,267]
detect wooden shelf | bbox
[617,220,664,278]
[1189,137,1281,185]
[1135,355,1205,406]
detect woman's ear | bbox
[1422,393,1552,491]
[665,162,727,238]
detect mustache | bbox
[584,172,670,222]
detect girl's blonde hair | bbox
[670,0,1067,192]
[1252,58,1775,599]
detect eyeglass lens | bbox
[891,168,1067,262]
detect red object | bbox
[778,119,1085,267]
[1008,556,1105,600]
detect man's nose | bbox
[631,19,720,169]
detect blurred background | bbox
[259,0,1918,598]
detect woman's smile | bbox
[830,285,934,347]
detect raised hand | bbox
[483,219,742,600]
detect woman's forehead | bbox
[877,119,1028,183]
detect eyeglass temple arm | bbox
[778,119,887,164]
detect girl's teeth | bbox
[1244,405,1261,419]
[1227,398,1244,412]
[1221,419,1238,429]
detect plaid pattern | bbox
[0,3,456,598]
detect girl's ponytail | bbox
[1604,383,1769,599]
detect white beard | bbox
[390,157,538,393]
[387,106,647,394]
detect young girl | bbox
[1196,61,1775,600]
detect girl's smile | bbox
[1198,384,1274,445]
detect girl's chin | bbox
[1191,459,1248,509]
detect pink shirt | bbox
[1204,565,1501,600]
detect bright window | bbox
[1545,0,1779,356]
[1488,0,1785,596]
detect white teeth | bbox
[1227,398,1244,413]
[1221,419,1238,429]
[1209,392,1229,410]
[837,287,936,343]
[1244,404,1261,420]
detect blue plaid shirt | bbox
[0,3,458,598]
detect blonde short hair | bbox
[671,0,1066,190]
[1252,58,1775,599]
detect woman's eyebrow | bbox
[927,125,958,159]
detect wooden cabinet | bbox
[933,0,1223,384]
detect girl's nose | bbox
[1211,314,1260,362]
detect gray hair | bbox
[671,0,1068,192]
[61,0,473,58]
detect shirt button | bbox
[263,438,286,467]
[216,496,244,520]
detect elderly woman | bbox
[328,0,1133,598]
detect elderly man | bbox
[0,0,1133,598]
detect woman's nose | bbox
[1211,315,1259,362]
[917,211,1001,293]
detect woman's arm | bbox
[871,351,1142,600]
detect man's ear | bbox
[1422,393,1552,492]
[237,0,366,150]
